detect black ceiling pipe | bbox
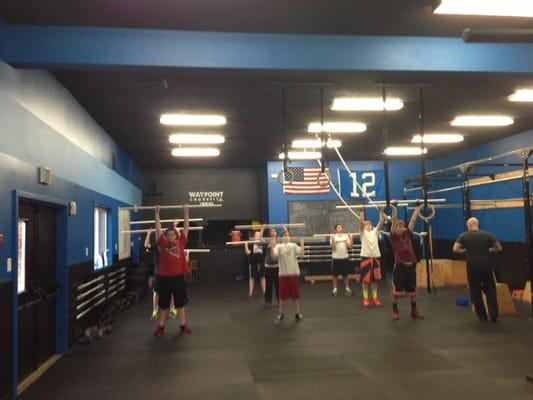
[462,28,533,43]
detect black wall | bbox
[0,281,12,400]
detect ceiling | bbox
[53,68,533,169]
[4,1,533,170]
[2,0,533,37]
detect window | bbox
[17,219,26,294]
[94,207,109,269]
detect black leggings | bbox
[264,267,279,304]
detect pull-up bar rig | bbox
[122,227,204,234]
[226,236,327,245]
[131,218,204,225]
[234,223,305,230]
[119,204,222,212]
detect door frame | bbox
[11,190,69,396]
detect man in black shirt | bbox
[453,217,502,322]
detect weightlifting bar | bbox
[313,232,361,237]
[226,236,327,245]
[185,249,211,253]
[131,218,204,225]
[120,204,222,211]
[77,275,104,291]
[234,223,306,230]
[121,227,204,234]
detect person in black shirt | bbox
[453,217,502,322]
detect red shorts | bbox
[279,276,300,300]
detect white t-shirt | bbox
[360,228,381,258]
[252,244,263,254]
[331,234,350,259]
[273,243,301,276]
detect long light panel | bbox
[332,97,404,111]
[308,122,367,134]
[161,114,227,126]
[434,0,533,18]
[169,133,225,144]
[171,147,220,157]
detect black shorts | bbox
[392,263,417,295]
[331,258,352,277]
[248,256,265,279]
[157,275,189,309]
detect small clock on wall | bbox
[38,166,51,185]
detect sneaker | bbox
[179,324,192,334]
[275,313,284,323]
[332,288,338,297]
[363,297,370,307]
[295,313,304,322]
[170,308,178,319]
[153,325,165,337]
[490,316,498,323]
[372,298,382,307]
[344,288,353,297]
[411,309,424,320]
[150,309,159,320]
[392,309,400,320]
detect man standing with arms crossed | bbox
[453,217,503,323]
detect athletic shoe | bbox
[372,298,382,307]
[332,288,338,297]
[150,309,159,320]
[490,316,498,323]
[275,313,284,323]
[344,288,353,296]
[411,309,424,320]
[153,325,165,337]
[392,310,400,320]
[363,297,370,307]
[179,324,192,334]
[295,313,304,322]
[170,308,178,319]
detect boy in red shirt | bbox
[389,200,423,321]
[153,204,191,336]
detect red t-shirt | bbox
[157,233,189,276]
[389,228,417,265]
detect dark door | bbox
[18,200,57,382]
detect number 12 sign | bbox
[338,169,383,200]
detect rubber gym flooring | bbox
[20,279,533,400]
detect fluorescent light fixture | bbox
[434,0,533,17]
[278,151,322,160]
[169,133,225,144]
[308,122,367,134]
[160,114,227,126]
[332,97,404,111]
[450,115,514,127]
[411,134,464,144]
[291,139,342,148]
[384,147,428,156]
[171,147,220,157]
[509,89,533,102]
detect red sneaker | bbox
[179,324,192,334]
[392,309,400,320]
[411,309,424,320]
[363,297,370,307]
[153,325,165,337]
[372,298,382,307]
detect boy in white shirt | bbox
[359,209,386,307]
[330,224,353,296]
[270,231,305,322]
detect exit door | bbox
[17,200,58,382]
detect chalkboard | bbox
[288,200,363,236]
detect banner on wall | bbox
[337,169,384,201]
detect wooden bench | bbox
[305,274,361,284]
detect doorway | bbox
[17,199,59,382]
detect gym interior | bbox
[1,2,533,399]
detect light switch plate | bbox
[7,258,12,272]
[85,247,89,257]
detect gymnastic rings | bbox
[316,171,331,188]
[418,203,436,222]
[278,169,295,186]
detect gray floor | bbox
[21,280,533,400]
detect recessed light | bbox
[509,89,533,102]
[332,97,404,111]
[291,139,342,149]
[160,114,227,126]
[308,122,367,134]
[169,134,225,144]
[450,115,514,127]
[434,0,533,18]
[384,147,428,156]
[171,147,220,157]
[411,134,464,144]
[278,151,322,160]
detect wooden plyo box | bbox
[523,281,531,303]
[473,282,517,315]
[417,259,468,288]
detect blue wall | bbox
[408,129,533,242]
[267,159,422,230]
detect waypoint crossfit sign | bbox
[188,191,224,206]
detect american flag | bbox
[283,167,330,194]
